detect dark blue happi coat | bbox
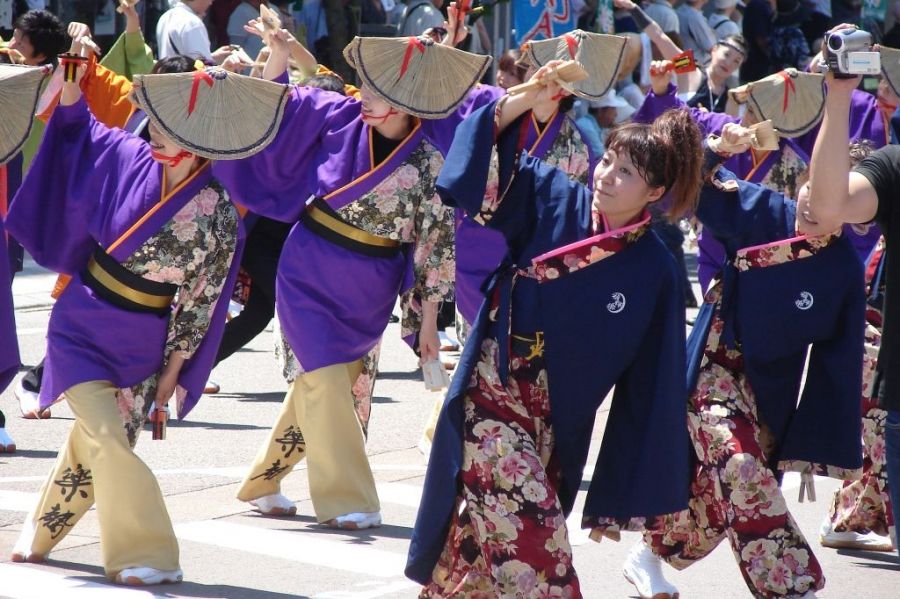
[405,99,690,583]
[691,168,865,473]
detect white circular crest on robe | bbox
[607,292,626,314]
[795,291,814,311]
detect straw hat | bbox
[617,33,643,83]
[880,45,900,97]
[0,64,50,165]
[342,36,492,119]
[522,30,628,100]
[728,68,825,137]
[131,66,290,160]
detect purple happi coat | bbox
[635,84,888,290]
[0,215,18,394]
[5,98,243,418]
[214,83,496,371]
[454,108,598,326]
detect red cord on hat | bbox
[399,37,426,80]
[778,70,796,112]
[564,34,578,60]
[188,68,214,115]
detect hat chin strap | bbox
[363,108,400,125]
[151,149,195,167]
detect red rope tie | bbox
[778,70,796,113]
[564,34,578,60]
[188,69,214,116]
[151,149,194,167]
[399,37,426,80]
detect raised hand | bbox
[717,122,754,154]
[649,59,673,95]
[67,22,99,56]
[121,0,142,34]
[442,2,470,47]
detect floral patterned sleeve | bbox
[413,189,456,303]
[165,195,239,359]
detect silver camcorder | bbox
[822,29,881,77]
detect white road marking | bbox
[174,521,406,578]
[314,579,419,598]
[0,490,39,512]
[375,482,422,508]
[0,564,167,598]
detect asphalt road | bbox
[0,259,897,598]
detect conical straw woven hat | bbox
[617,33,643,83]
[728,69,825,137]
[523,30,627,100]
[131,67,290,160]
[880,46,900,97]
[0,64,49,165]
[343,36,491,119]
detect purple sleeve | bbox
[420,84,506,156]
[212,85,360,222]
[5,97,151,275]
[633,83,738,136]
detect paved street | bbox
[1,259,898,598]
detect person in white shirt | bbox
[708,0,742,40]
[676,0,717,65]
[157,0,229,62]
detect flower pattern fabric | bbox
[421,338,580,598]
[478,109,592,226]
[113,181,239,444]
[734,232,839,272]
[644,284,825,598]
[756,144,808,201]
[121,182,238,360]
[541,118,592,187]
[336,140,455,305]
[529,217,650,283]
[826,238,894,543]
[827,323,894,539]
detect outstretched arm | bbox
[495,61,570,132]
[808,73,879,229]
[613,0,700,91]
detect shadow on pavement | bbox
[374,370,420,381]
[159,421,271,432]
[226,392,288,403]
[1,449,59,459]
[42,560,310,598]
[281,523,413,544]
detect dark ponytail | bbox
[606,108,703,220]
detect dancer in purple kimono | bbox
[6,61,240,586]
[0,176,19,453]
[213,29,489,529]
[406,63,700,597]
[635,62,891,292]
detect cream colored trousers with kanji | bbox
[18,381,179,577]
[237,360,380,522]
